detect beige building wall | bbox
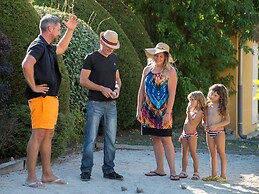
[227,38,258,136]
[221,68,237,134]
[221,37,238,134]
[242,41,258,134]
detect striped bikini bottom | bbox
[208,128,225,137]
[182,131,198,139]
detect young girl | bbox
[202,84,230,182]
[136,42,179,180]
[179,91,206,180]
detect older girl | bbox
[202,84,230,182]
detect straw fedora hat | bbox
[145,42,175,63]
[100,30,120,49]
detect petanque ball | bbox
[121,186,127,191]
[181,183,187,189]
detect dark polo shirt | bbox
[25,35,61,100]
[82,51,118,101]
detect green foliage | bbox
[34,0,144,129]
[0,0,38,159]
[96,0,154,65]
[55,56,80,152]
[0,0,39,104]
[52,112,76,157]
[253,24,259,42]
[58,56,71,114]
[124,0,258,118]
[0,32,13,108]
[0,104,31,158]
[53,56,79,156]
[213,0,258,46]
[32,0,65,8]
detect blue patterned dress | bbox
[141,71,173,136]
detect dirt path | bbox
[0,149,258,194]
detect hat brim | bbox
[145,48,176,63]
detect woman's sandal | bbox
[145,171,166,176]
[170,174,180,181]
[179,171,188,178]
[191,173,200,180]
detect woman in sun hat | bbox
[80,30,123,181]
[136,42,179,180]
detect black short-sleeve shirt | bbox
[82,51,118,101]
[24,35,61,100]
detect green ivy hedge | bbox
[0,0,38,159]
[0,0,40,104]
[0,104,31,158]
[96,0,154,66]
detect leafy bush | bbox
[53,56,78,156]
[0,104,31,158]
[52,112,76,157]
[0,0,39,159]
[0,32,13,108]
[58,56,71,113]
[0,0,40,104]
[96,0,154,65]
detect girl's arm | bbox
[209,111,230,131]
[202,108,209,132]
[186,110,204,127]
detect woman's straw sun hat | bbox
[145,42,175,63]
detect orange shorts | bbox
[28,96,59,129]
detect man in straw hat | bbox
[79,30,123,181]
